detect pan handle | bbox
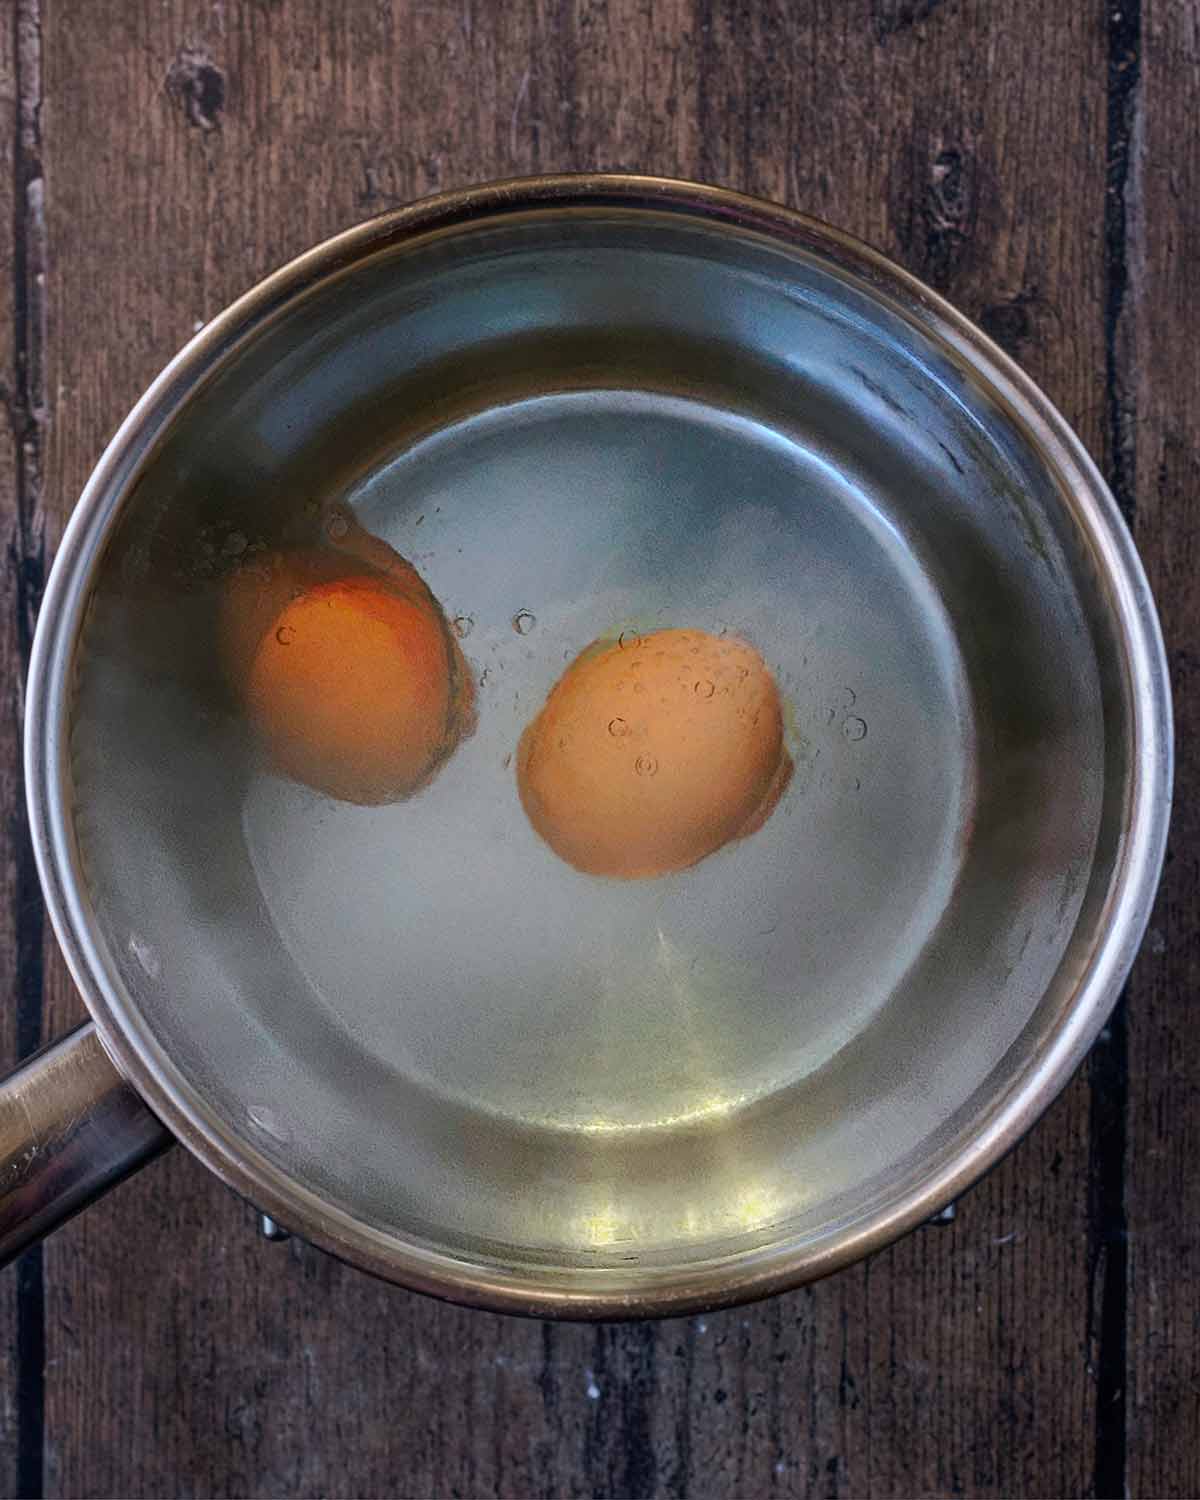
[0,1022,172,1265]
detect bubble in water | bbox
[275,625,296,645]
[222,531,247,557]
[513,610,536,635]
[608,717,629,738]
[635,754,658,777]
[695,680,715,699]
[844,715,868,742]
[617,630,640,650]
[326,512,350,540]
[453,614,474,639]
[502,752,512,770]
[303,499,319,518]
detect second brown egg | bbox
[517,627,793,879]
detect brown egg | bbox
[517,628,792,878]
[222,545,472,805]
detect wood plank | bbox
[1,1,43,1496]
[34,1,1116,1496]
[1125,3,1200,1496]
[669,1,1109,1484]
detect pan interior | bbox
[66,210,1107,1269]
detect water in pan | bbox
[240,389,973,1137]
[64,225,1107,1258]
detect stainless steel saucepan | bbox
[0,177,1171,1317]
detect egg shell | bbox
[222,545,473,804]
[517,627,792,878]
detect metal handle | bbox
[0,1022,173,1264]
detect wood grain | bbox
[2,2,43,1496]
[0,0,1181,1494]
[1125,2,1200,1497]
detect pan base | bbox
[243,390,973,1139]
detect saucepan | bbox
[0,176,1171,1316]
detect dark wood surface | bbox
[0,0,1195,1495]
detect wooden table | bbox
[0,2,1195,1496]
